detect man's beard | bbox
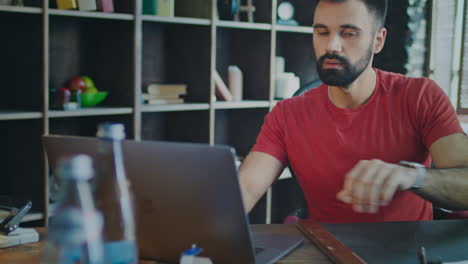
[317,48,373,87]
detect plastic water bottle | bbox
[94,122,138,264]
[42,154,104,264]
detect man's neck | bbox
[327,67,377,109]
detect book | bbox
[97,0,114,12]
[147,84,187,96]
[56,0,77,9]
[175,0,211,18]
[213,71,233,101]
[77,0,97,11]
[157,0,174,17]
[142,93,184,100]
[142,0,157,15]
[145,98,184,104]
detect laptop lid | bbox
[42,135,257,263]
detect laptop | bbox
[42,135,303,264]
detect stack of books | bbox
[143,84,187,105]
[56,0,114,12]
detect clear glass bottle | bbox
[42,154,104,264]
[94,122,138,264]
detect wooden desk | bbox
[0,225,333,264]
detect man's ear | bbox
[373,27,387,54]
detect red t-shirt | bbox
[252,69,463,223]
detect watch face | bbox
[278,2,294,20]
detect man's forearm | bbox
[415,168,468,211]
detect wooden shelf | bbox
[142,15,210,26]
[49,9,134,20]
[49,107,133,118]
[141,103,210,112]
[275,25,314,34]
[0,5,42,14]
[216,20,272,31]
[214,100,270,109]
[0,111,42,120]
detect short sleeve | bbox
[413,79,463,149]
[251,102,289,165]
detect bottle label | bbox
[105,240,138,264]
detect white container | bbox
[275,73,300,99]
[275,56,285,75]
[228,65,243,101]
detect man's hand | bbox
[336,159,419,213]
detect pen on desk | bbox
[419,246,427,264]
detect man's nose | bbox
[326,34,343,53]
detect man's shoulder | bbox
[376,69,438,94]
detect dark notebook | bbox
[323,219,468,264]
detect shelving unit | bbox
[0,0,318,225]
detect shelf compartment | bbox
[277,0,316,27]
[215,108,268,157]
[142,22,212,103]
[142,15,210,26]
[216,28,271,101]
[214,100,270,109]
[0,110,42,120]
[142,111,209,143]
[217,0,271,24]
[49,9,134,20]
[141,103,209,112]
[49,114,134,138]
[0,13,43,111]
[216,20,272,31]
[0,5,42,14]
[49,0,134,14]
[275,25,314,34]
[0,120,45,220]
[49,107,133,118]
[49,16,134,107]
[276,31,319,92]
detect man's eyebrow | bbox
[341,24,362,31]
[313,24,328,29]
[312,24,362,31]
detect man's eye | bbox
[318,31,329,36]
[342,31,357,37]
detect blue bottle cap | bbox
[183,244,202,256]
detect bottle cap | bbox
[97,122,126,140]
[56,154,94,181]
[182,244,202,256]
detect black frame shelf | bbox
[141,103,210,112]
[0,111,43,120]
[275,25,314,34]
[1,0,321,225]
[0,5,42,13]
[48,107,133,118]
[216,20,272,31]
[48,9,134,20]
[213,100,270,109]
[142,15,211,26]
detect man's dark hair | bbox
[319,0,388,28]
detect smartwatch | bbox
[399,161,426,190]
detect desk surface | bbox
[0,224,333,264]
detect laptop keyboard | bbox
[254,247,265,255]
